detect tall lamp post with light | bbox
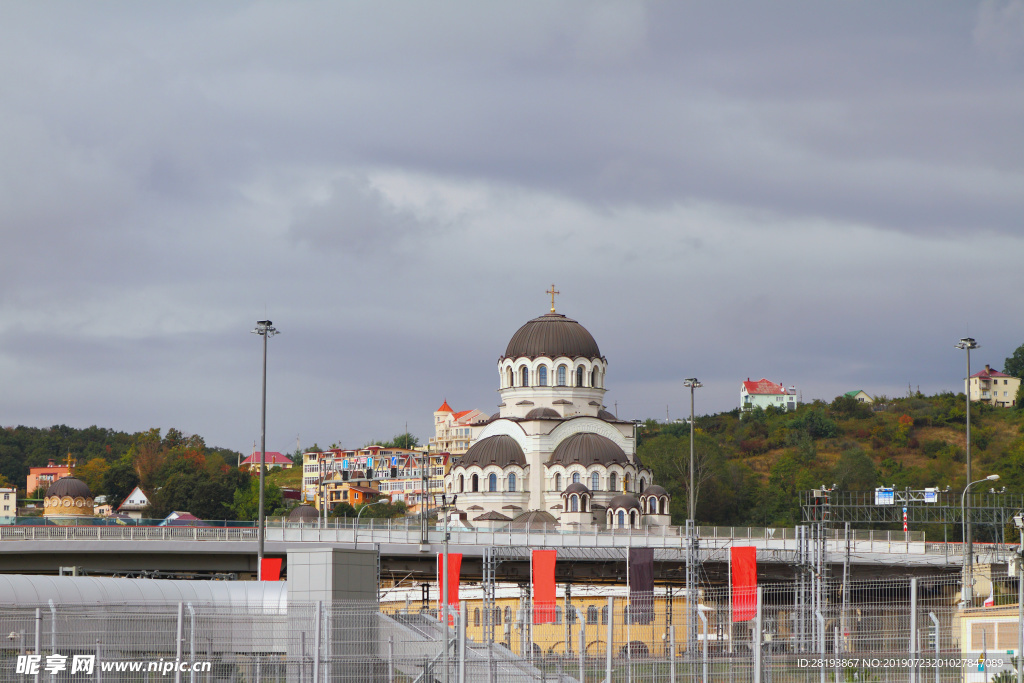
[683,377,702,656]
[956,337,979,574]
[252,320,279,580]
[434,492,457,683]
[961,474,999,604]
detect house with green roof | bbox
[844,390,873,403]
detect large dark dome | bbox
[546,432,629,467]
[503,313,601,360]
[288,504,319,522]
[47,476,91,499]
[456,435,526,469]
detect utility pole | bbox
[956,337,979,596]
[252,320,279,580]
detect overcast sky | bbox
[1,2,1022,455]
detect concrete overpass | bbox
[1,522,1004,584]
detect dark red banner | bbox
[436,553,462,614]
[532,549,557,624]
[731,546,757,622]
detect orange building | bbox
[27,459,74,496]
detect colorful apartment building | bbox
[26,458,74,496]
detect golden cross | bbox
[65,451,75,471]
[546,284,560,313]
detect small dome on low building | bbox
[562,482,590,496]
[47,477,91,499]
[288,504,319,522]
[641,484,668,498]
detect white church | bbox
[444,300,671,530]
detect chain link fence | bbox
[2,573,1021,682]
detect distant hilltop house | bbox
[429,400,489,455]
[967,365,1021,408]
[741,378,798,413]
[1,487,15,524]
[239,450,293,472]
[844,390,873,404]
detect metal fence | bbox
[2,574,1021,682]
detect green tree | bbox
[1005,343,1024,379]
[355,500,407,519]
[231,475,284,521]
[102,460,140,508]
[328,502,357,518]
[75,457,110,495]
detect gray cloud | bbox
[0,2,1022,453]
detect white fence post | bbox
[928,612,940,683]
[313,601,321,683]
[815,610,825,683]
[699,609,708,683]
[458,601,467,683]
[606,596,614,683]
[174,602,184,683]
[754,587,763,683]
[909,578,918,683]
[669,624,676,683]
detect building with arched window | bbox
[445,304,668,529]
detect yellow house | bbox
[967,365,1021,408]
[957,605,1019,682]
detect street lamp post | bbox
[683,379,703,520]
[251,320,279,580]
[961,474,999,604]
[354,499,387,549]
[434,492,457,683]
[956,337,979,574]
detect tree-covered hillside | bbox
[638,392,1024,532]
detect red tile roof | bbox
[240,451,292,466]
[971,367,1014,379]
[742,379,786,395]
[437,399,454,413]
[452,410,473,420]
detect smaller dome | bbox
[457,435,526,469]
[608,494,642,511]
[288,504,319,522]
[525,407,560,420]
[641,484,668,498]
[47,477,91,499]
[562,482,590,496]
[597,409,619,422]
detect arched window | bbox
[630,510,638,527]
[508,473,516,492]
[591,367,597,387]
[459,475,464,493]
[474,608,481,627]
[555,605,563,624]
[601,605,609,625]
[576,366,584,387]
[591,472,600,491]
[472,474,479,492]
[572,472,580,484]
[557,365,567,386]
[494,608,501,625]
[554,473,561,491]
[504,606,512,624]
[639,478,646,494]
[570,494,578,512]
[617,510,625,527]
[520,366,529,387]
[624,473,631,491]
[609,472,618,492]
[538,366,548,386]
[488,473,497,492]
[587,605,598,625]
[582,495,588,512]
[507,367,513,387]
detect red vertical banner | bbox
[731,546,757,622]
[436,553,462,614]
[532,549,557,624]
[260,558,282,581]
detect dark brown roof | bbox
[641,485,669,498]
[509,510,558,529]
[547,432,629,467]
[608,494,642,511]
[503,313,602,360]
[455,435,526,469]
[47,476,91,499]
[525,407,561,420]
[473,511,512,522]
[597,409,619,422]
[562,482,590,495]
